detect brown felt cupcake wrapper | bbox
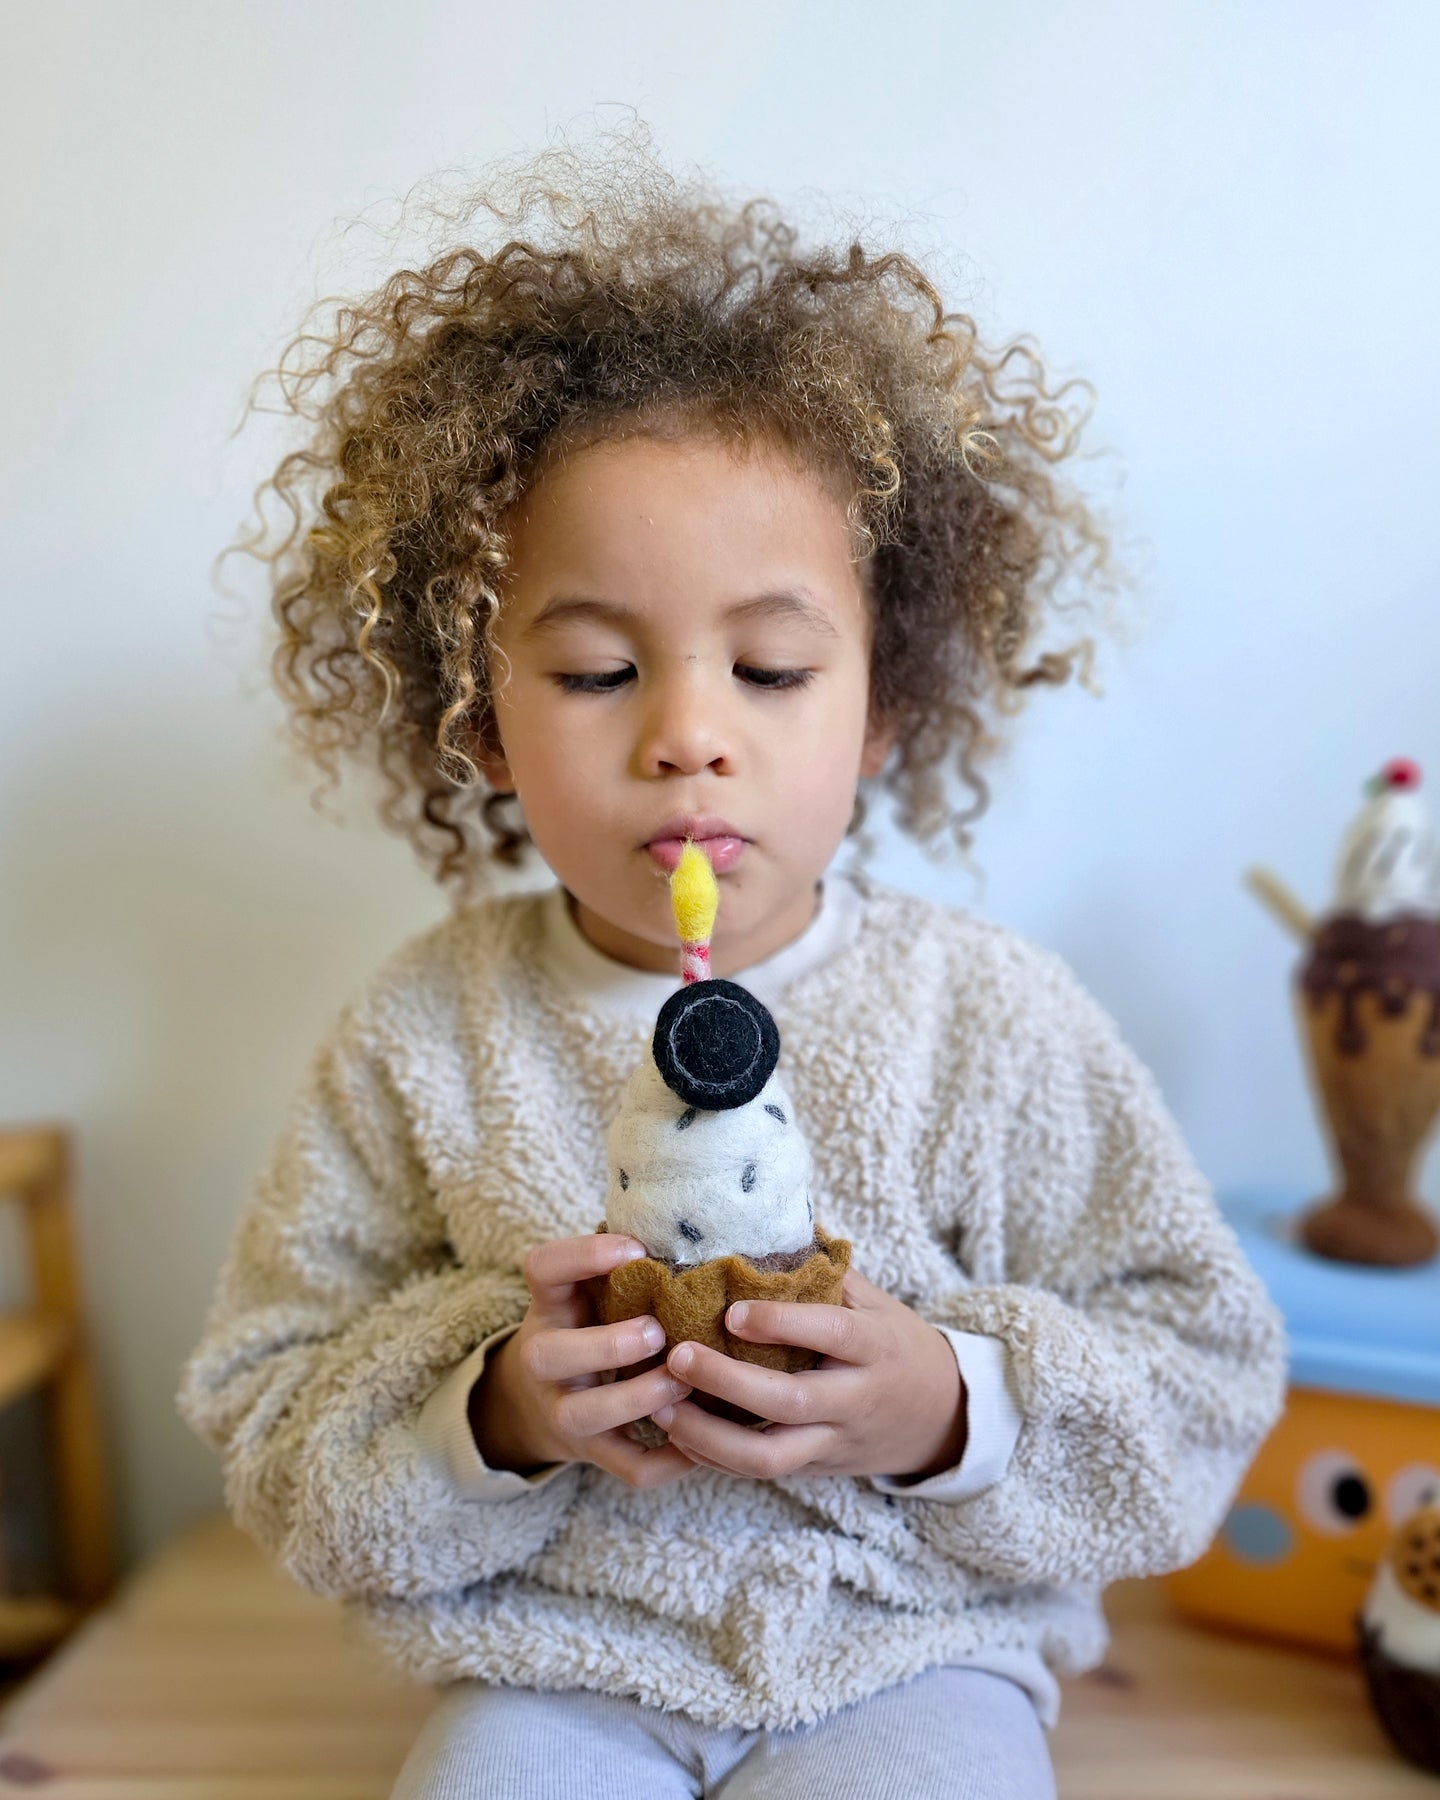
[587,1226,852,1375]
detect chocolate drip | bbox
[657,1235,821,1279]
[1300,910,1440,1056]
[594,1219,823,1276]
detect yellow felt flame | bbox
[670,838,718,944]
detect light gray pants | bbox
[388,1664,1056,1800]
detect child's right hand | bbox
[469,1231,697,1489]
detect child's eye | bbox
[553,665,813,694]
[736,665,813,691]
[554,667,634,694]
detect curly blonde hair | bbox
[228,123,1123,898]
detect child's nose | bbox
[633,674,735,777]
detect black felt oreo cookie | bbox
[652,978,780,1111]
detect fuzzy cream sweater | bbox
[175,869,1287,1733]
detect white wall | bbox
[3,0,1437,1571]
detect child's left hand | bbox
[651,1266,967,1483]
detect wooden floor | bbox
[0,1516,1433,1799]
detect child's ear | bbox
[858,711,895,780]
[468,725,515,794]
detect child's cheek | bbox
[783,731,865,841]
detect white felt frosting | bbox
[1363,1560,1440,1673]
[605,1051,815,1266]
[1335,789,1440,918]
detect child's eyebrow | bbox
[519,589,843,641]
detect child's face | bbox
[479,429,892,975]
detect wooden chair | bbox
[0,1126,115,1662]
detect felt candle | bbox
[669,838,719,984]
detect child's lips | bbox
[645,835,747,873]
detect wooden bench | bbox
[0,1515,1431,1798]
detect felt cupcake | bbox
[1358,1485,1440,1774]
[590,841,850,1435]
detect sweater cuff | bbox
[414,1323,570,1501]
[867,1327,1023,1502]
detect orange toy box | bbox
[1165,1186,1440,1653]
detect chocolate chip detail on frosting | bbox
[1393,1512,1440,1612]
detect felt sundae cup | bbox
[1294,759,1440,1267]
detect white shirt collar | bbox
[535,866,866,1021]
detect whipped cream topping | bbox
[1335,784,1440,919]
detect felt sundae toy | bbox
[1358,1483,1440,1774]
[1246,757,1440,1267]
[590,841,851,1438]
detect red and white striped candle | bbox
[669,839,720,985]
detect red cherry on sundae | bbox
[1382,757,1422,789]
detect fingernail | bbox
[670,1344,693,1375]
[653,1404,675,1427]
[620,1242,648,1262]
[728,1303,748,1331]
[641,1320,665,1349]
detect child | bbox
[177,130,1288,1800]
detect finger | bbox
[723,1300,872,1363]
[840,1265,888,1305]
[553,1365,692,1440]
[655,1399,834,1479]
[665,1434,769,1478]
[586,1428,699,1490]
[665,1340,853,1426]
[666,1442,732,1474]
[522,1315,668,1383]
[522,1232,649,1326]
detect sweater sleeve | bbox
[174,1006,584,1602]
[866,1328,1023,1501]
[892,948,1288,1588]
[413,1323,569,1499]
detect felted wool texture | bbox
[670,838,720,944]
[589,1225,851,1372]
[1363,1506,1440,1671]
[604,1053,815,1265]
[174,871,1289,1734]
[588,1226,852,1439]
[1365,1561,1440,1672]
[653,978,780,1110]
[1359,1620,1440,1774]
